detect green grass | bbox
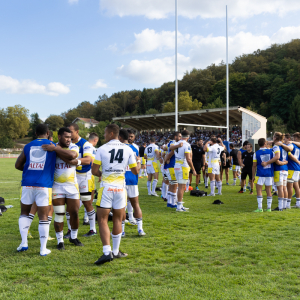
[1,158,300,299]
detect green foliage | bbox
[90,121,109,146]
[45,115,64,131]
[52,131,58,143]
[0,136,14,148]
[163,91,202,112]
[77,121,90,139]
[287,94,300,132]
[203,96,225,109]
[267,115,286,133]
[145,108,159,115]
[29,113,42,140]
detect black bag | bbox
[0,197,4,205]
[0,205,7,212]
[190,190,207,197]
[156,187,162,191]
[212,200,224,205]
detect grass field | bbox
[1,158,300,299]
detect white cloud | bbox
[0,75,70,96]
[106,43,118,53]
[100,0,300,19]
[68,0,79,4]
[91,79,108,89]
[116,26,300,85]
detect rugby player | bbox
[252,138,280,212]
[138,142,147,178]
[144,138,160,196]
[161,140,170,201]
[119,129,145,236]
[230,144,240,186]
[170,130,196,212]
[15,124,56,256]
[67,123,96,238]
[189,139,205,190]
[164,132,182,208]
[220,148,230,186]
[92,124,138,265]
[203,137,225,196]
[42,127,83,249]
[239,143,254,194]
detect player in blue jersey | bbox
[68,123,96,238]
[252,138,280,212]
[119,129,145,236]
[15,124,56,255]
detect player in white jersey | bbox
[203,137,225,196]
[92,124,138,265]
[204,151,209,188]
[160,140,170,202]
[42,127,84,249]
[170,130,196,212]
[144,137,160,196]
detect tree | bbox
[137,88,149,115]
[45,115,64,131]
[287,94,300,132]
[76,101,95,118]
[267,115,286,134]
[29,113,42,140]
[0,105,30,139]
[90,121,109,146]
[61,108,79,126]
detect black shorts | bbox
[241,168,253,180]
[190,161,202,174]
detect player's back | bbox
[139,146,145,158]
[174,140,191,167]
[208,144,223,164]
[254,148,274,177]
[125,144,139,185]
[22,138,56,188]
[165,140,175,169]
[231,149,239,165]
[273,145,288,172]
[145,144,158,162]
[287,144,300,171]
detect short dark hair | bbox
[173,132,181,138]
[248,143,253,148]
[293,132,300,139]
[89,132,99,140]
[243,141,249,147]
[150,137,156,143]
[106,124,119,137]
[258,138,266,147]
[58,127,71,136]
[181,130,189,137]
[127,129,135,135]
[69,123,79,131]
[285,133,291,140]
[36,124,48,136]
[119,129,128,141]
[230,144,234,149]
[211,137,217,143]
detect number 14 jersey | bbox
[94,139,137,188]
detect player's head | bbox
[68,123,79,141]
[230,143,234,149]
[36,124,49,138]
[149,137,156,144]
[174,131,182,142]
[293,132,300,142]
[166,139,170,144]
[247,143,253,152]
[48,130,53,141]
[258,138,266,148]
[119,129,129,143]
[243,141,248,148]
[105,124,119,142]
[181,130,189,140]
[89,132,99,147]
[127,129,135,144]
[197,139,203,147]
[58,127,72,148]
[211,137,217,144]
[143,142,146,147]
[284,133,291,143]
[273,132,283,143]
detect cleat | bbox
[69,238,84,246]
[249,191,253,195]
[265,208,272,212]
[286,206,291,209]
[246,186,251,191]
[83,221,90,225]
[94,252,113,265]
[139,176,142,178]
[121,232,125,238]
[113,250,128,258]
[40,249,51,256]
[83,230,97,237]
[138,230,146,236]
[196,186,199,190]
[48,235,55,241]
[205,186,208,189]
[148,193,153,196]
[292,193,296,198]
[163,198,167,202]
[63,229,71,239]
[17,244,28,252]
[216,192,222,195]
[128,218,137,226]
[151,192,159,197]
[226,183,229,185]
[272,192,278,196]
[253,209,263,213]
[176,207,189,212]
[238,190,244,193]
[124,219,129,223]
[272,207,281,211]
[207,193,215,197]
[231,183,236,186]
[28,231,33,239]
[182,206,189,210]
[57,242,65,250]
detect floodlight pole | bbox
[175,0,178,131]
[226,5,229,141]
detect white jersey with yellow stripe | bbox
[94,139,137,188]
[174,140,191,168]
[53,143,79,186]
[145,143,159,163]
[207,143,224,165]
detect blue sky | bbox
[1,0,300,120]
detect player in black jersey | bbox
[230,144,240,185]
[189,139,205,190]
[220,148,231,185]
[139,142,147,178]
[239,143,254,194]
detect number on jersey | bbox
[109,149,124,163]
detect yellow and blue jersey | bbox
[125,144,139,186]
[273,145,288,172]
[253,148,274,177]
[287,144,300,171]
[165,140,175,169]
[75,137,93,174]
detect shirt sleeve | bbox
[70,144,79,157]
[82,142,94,158]
[185,144,191,153]
[94,148,102,166]
[128,148,137,168]
[273,145,280,154]
[207,146,212,152]
[253,153,257,162]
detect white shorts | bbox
[96,185,126,209]
[126,185,139,198]
[20,186,52,207]
[174,165,189,184]
[274,171,288,186]
[146,161,159,174]
[208,164,220,175]
[141,157,146,165]
[165,167,176,181]
[77,172,95,194]
[254,177,273,186]
[160,164,164,174]
[287,170,300,183]
[232,165,241,172]
[52,184,80,200]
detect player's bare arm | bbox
[261,151,280,167]
[164,150,174,162]
[42,144,77,160]
[275,141,293,152]
[92,163,102,177]
[170,142,183,150]
[288,153,300,165]
[15,150,26,171]
[252,161,257,180]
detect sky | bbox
[1,0,300,120]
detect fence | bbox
[0,154,19,158]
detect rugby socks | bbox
[19,215,31,246]
[139,169,143,177]
[48,216,52,226]
[210,180,215,195]
[127,201,134,220]
[267,196,272,209]
[257,196,263,210]
[283,198,287,209]
[71,229,78,239]
[177,202,183,210]
[112,233,122,255]
[238,175,241,182]
[296,198,300,208]
[87,210,96,232]
[204,176,208,186]
[103,245,111,255]
[170,192,177,206]
[217,181,222,194]
[39,220,49,252]
[28,213,34,228]
[122,221,125,234]
[147,181,151,194]
[84,208,89,223]
[167,192,171,205]
[165,184,169,196]
[161,183,166,198]
[136,218,143,232]
[287,198,291,209]
[152,179,158,194]
[233,178,237,184]
[186,180,189,191]
[278,198,283,210]
[66,212,71,230]
[56,231,63,245]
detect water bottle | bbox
[6,205,13,208]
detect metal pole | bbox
[175,0,178,131]
[226,5,229,141]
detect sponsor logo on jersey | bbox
[107,187,124,193]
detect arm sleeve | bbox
[83,142,94,158]
[253,153,257,162]
[93,148,102,166]
[128,148,137,168]
[207,146,212,152]
[185,144,191,154]
[272,145,280,154]
[70,144,79,157]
